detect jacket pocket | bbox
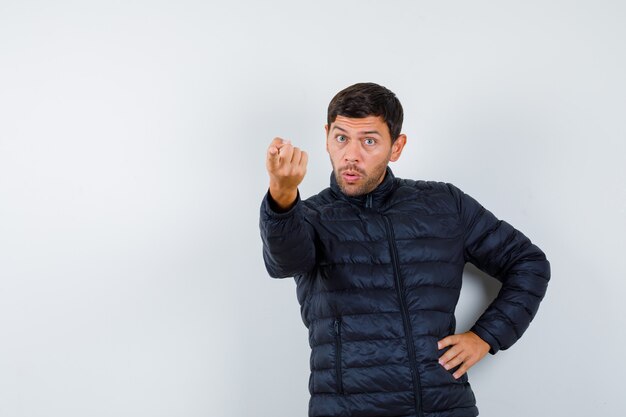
[333,317,344,394]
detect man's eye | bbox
[364,138,376,146]
[336,135,347,143]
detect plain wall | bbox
[1,1,624,416]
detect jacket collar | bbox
[330,166,397,209]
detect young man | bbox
[259,83,550,417]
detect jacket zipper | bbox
[383,215,423,417]
[334,317,344,394]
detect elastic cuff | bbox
[262,189,301,218]
[470,325,500,355]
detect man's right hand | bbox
[266,137,308,211]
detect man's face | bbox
[326,115,406,197]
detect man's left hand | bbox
[437,331,490,379]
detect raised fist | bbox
[266,137,308,210]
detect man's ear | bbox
[325,124,329,152]
[389,134,407,162]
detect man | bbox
[259,83,550,417]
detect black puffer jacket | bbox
[260,168,550,417]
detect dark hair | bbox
[327,82,404,142]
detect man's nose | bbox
[344,140,361,162]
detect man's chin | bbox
[342,189,364,197]
[338,180,368,197]
[334,170,379,196]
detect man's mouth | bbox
[340,168,364,183]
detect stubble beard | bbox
[332,158,390,197]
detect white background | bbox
[1,1,624,416]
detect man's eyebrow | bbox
[331,125,348,133]
[331,126,382,136]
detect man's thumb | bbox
[268,146,280,166]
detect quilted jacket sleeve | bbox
[259,191,317,278]
[451,185,551,354]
